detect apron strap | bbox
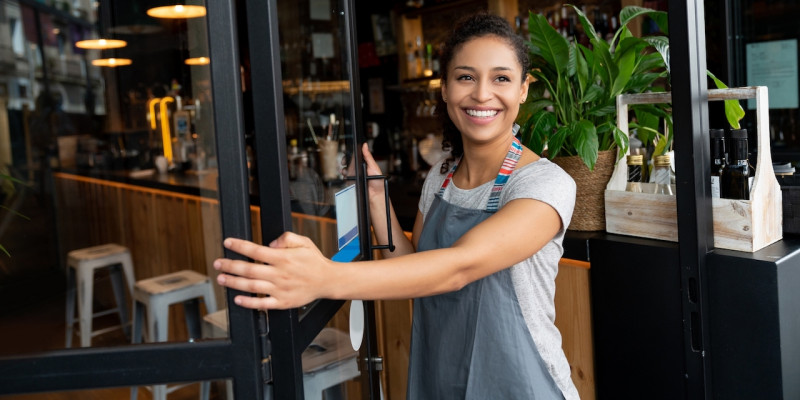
[438,136,523,212]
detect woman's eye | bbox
[496,76,511,82]
[456,75,473,81]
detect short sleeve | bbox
[501,160,577,235]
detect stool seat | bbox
[65,243,135,348]
[131,269,217,400]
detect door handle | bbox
[345,162,395,253]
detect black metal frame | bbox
[246,0,379,398]
[0,0,264,397]
[668,0,715,398]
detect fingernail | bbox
[234,297,242,305]
[217,275,226,284]
[224,238,232,248]
[213,260,221,269]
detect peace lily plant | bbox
[517,5,744,171]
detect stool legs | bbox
[77,265,95,348]
[109,265,132,338]
[65,268,77,348]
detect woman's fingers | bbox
[361,143,383,175]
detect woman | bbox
[215,12,579,400]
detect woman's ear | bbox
[441,82,447,103]
[519,73,531,104]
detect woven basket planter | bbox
[552,150,616,231]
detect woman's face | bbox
[442,35,528,146]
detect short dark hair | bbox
[436,12,530,172]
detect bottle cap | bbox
[730,129,748,139]
[626,155,644,165]
[710,128,725,138]
[654,154,671,167]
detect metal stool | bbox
[130,269,217,400]
[200,309,360,400]
[65,243,135,348]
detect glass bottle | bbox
[721,129,751,200]
[709,128,727,198]
[626,154,644,193]
[653,154,673,195]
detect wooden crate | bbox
[604,87,782,252]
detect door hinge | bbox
[258,311,272,384]
[366,356,383,371]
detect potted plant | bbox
[517,5,743,230]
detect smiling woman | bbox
[214,12,580,400]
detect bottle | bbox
[414,36,424,78]
[626,154,644,192]
[721,129,751,200]
[288,139,299,180]
[653,154,673,195]
[709,128,726,198]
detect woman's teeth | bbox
[466,109,498,118]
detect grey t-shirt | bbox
[418,157,579,400]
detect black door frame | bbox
[0,1,265,397]
[246,0,381,398]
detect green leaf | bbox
[707,70,746,129]
[613,126,630,159]
[581,84,604,104]
[649,11,669,35]
[644,36,670,75]
[528,12,571,75]
[575,46,589,92]
[591,38,616,88]
[568,4,600,44]
[626,72,665,93]
[0,205,31,221]
[527,110,557,154]
[574,120,599,170]
[588,104,617,117]
[619,6,659,30]
[634,52,667,75]
[610,46,636,97]
[548,125,570,159]
[0,244,9,257]
[567,43,577,78]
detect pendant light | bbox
[147,4,207,19]
[91,58,133,67]
[184,56,209,65]
[76,38,127,50]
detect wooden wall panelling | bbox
[554,260,595,400]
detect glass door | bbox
[242,0,381,398]
[0,0,265,398]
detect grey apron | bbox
[407,137,564,400]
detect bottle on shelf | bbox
[709,128,727,198]
[626,154,644,193]
[721,128,751,200]
[653,154,674,195]
[406,41,417,79]
[414,36,424,78]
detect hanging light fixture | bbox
[184,56,209,65]
[147,4,206,19]
[91,58,133,67]
[76,38,127,50]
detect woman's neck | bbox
[453,134,514,189]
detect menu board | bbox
[746,39,799,109]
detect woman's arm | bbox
[214,196,561,310]
[361,143,420,258]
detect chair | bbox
[65,243,135,348]
[130,269,217,400]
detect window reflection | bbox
[0,0,225,358]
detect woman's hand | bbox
[361,143,386,202]
[213,233,335,310]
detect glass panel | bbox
[0,0,229,357]
[265,0,366,397]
